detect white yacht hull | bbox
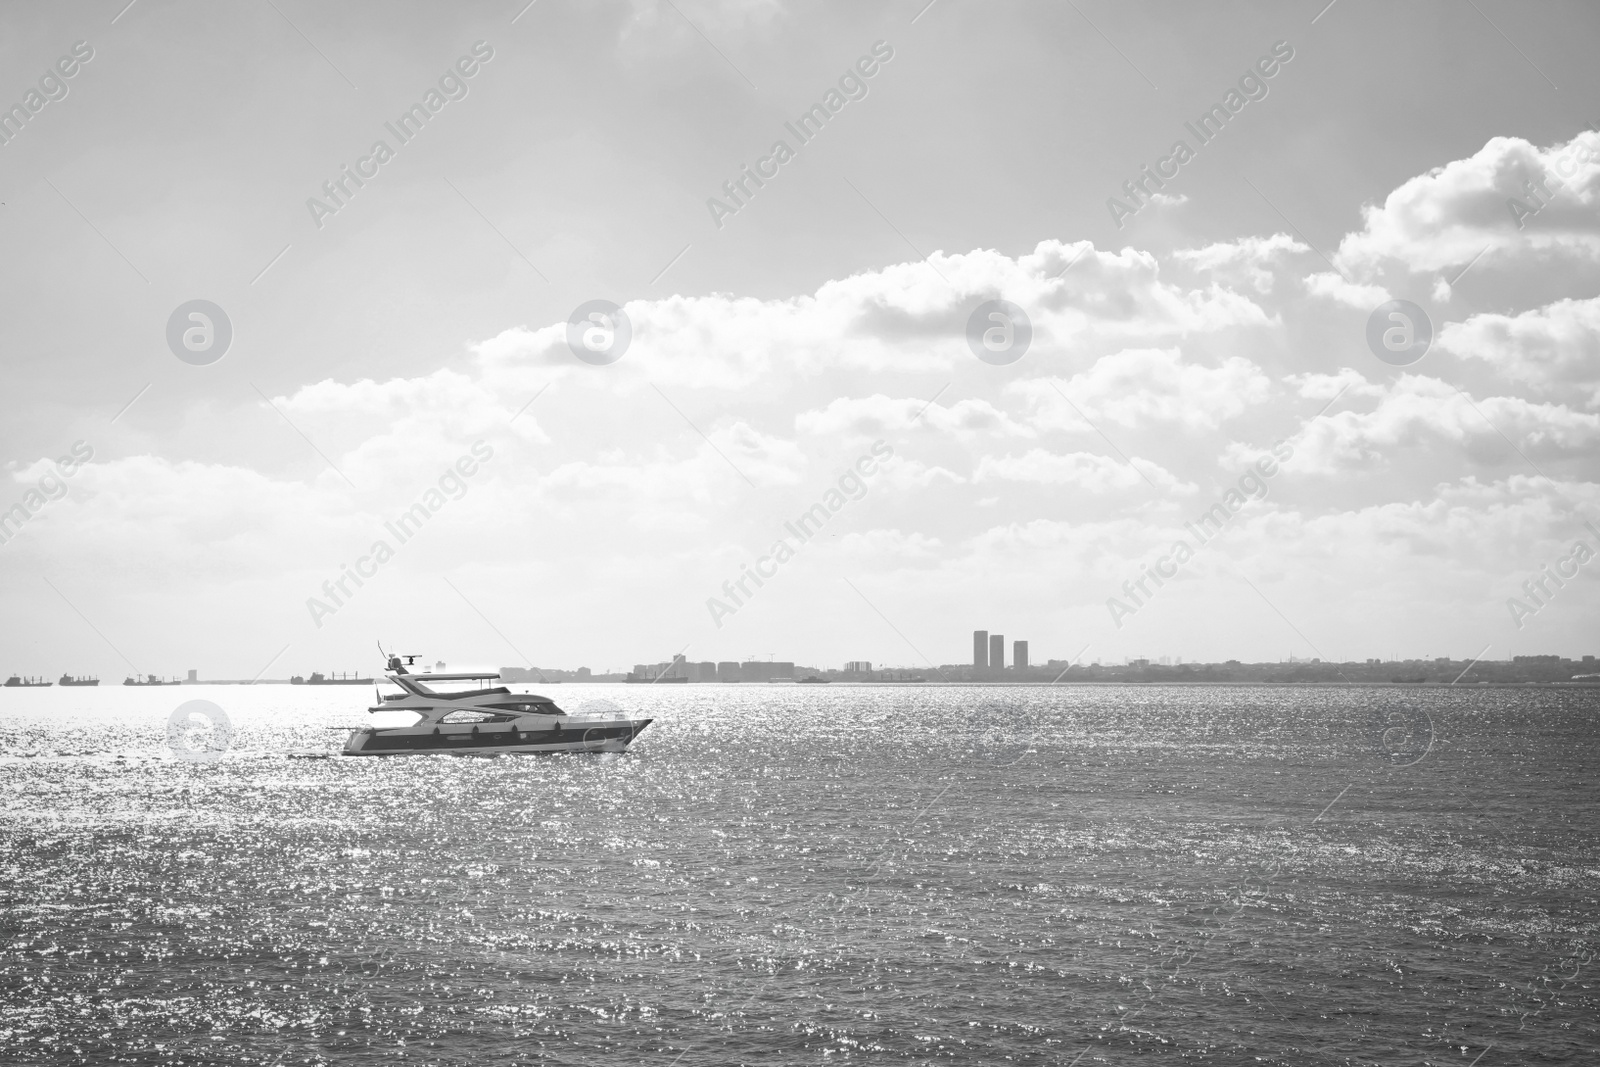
[342,718,651,756]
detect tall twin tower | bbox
[973,630,1028,672]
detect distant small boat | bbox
[291,671,375,685]
[123,675,171,686]
[798,676,831,684]
[4,675,53,687]
[59,674,99,687]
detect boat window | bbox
[484,701,564,715]
[440,710,497,724]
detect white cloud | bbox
[1011,349,1273,431]
[1288,375,1600,473]
[1174,232,1307,293]
[873,454,965,490]
[1335,131,1600,276]
[796,394,1032,440]
[973,449,1191,493]
[1284,369,1387,403]
[834,528,944,560]
[1439,295,1600,407]
[708,422,808,486]
[1303,271,1391,308]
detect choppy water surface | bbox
[1,684,1596,1065]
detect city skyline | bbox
[10,642,1597,686]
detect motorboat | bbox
[341,654,652,757]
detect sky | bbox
[1,0,1597,679]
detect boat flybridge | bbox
[342,655,652,757]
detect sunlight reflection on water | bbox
[2,684,1596,1064]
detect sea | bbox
[1,683,1596,1066]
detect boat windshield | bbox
[388,673,511,700]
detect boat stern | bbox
[342,728,376,756]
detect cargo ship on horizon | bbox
[291,671,374,685]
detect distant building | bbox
[844,660,871,673]
[740,660,795,682]
[695,661,715,682]
[576,667,591,679]
[717,661,740,682]
[187,669,198,682]
[1013,641,1028,670]
[627,657,697,681]
[989,634,1004,671]
[973,630,988,669]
